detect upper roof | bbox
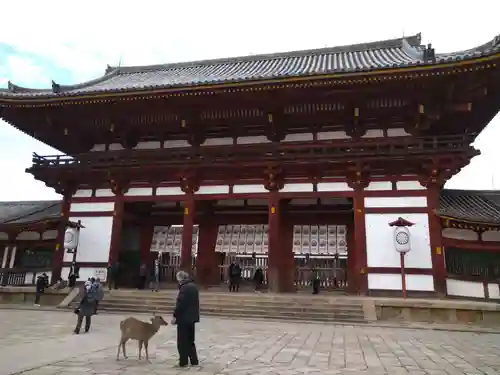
[1,33,499,99]
[437,189,500,225]
[0,200,61,225]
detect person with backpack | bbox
[73,278,98,334]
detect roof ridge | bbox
[112,34,423,74]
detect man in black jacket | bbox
[172,270,199,368]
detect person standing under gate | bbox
[228,260,242,292]
[107,261,120,290]
[172,270,199,368]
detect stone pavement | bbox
[2,310,500,375]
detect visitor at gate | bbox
[312,268,320,295]
[138,263,148,289]
[73,279,98,334]
[150,259,160,292]
[172,270,200,368]
[228,260,242,292]
[34,273,48,306]
[253,267,264,292]
[107,261,120,290]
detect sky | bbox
[0,0,499,201]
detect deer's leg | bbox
[116,338,122,360]
[138,340,143,360]
[144,340,149,361]
[122,338,128,359]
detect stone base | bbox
[267,267,295,293]
[0,286,68,306]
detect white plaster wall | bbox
[73,189,93,198]
[488,283,500,299]
[387,128,410,137]
[63,216,113,263]
[42,230,58,240]
[125,187,154,196]
[282,133,313,142]
[164,140,190,148]
[237,136,270,144]
[95,189,114,197]
[442,228,479,241]
[368,274,434,291]
[365,181,392,191]
[0,232,8,240]
[196,185,230,195]
[156,187,184,196]
[364,196,427,208]
[69,202,115,213]
[135,141,161,149]
[61,266,107,282]
[361,129,384,138]
[202,137,233,146]
[396,181,425,190]
[366,213,432,269]
[233,184,267,194]
[317,131,349,140]
[317,182,353,192]
[483,231,500,242]
[16,231,40,240]
[90,144,106,152]
[446,279,485,298]
[280,183,314,193]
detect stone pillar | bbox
[108,179,128,265]
[196,209,219,286]
[51,193,71,283]
[180,195,195,271]
[1,245,9,268]
[347,170,369,295]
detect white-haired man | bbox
[171,270,199,368]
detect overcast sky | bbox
[0,0,499,201]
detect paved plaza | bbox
[1,310,500,375]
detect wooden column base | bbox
[267,266,296,293]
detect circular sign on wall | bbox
[395,231,410,245]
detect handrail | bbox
[29,134,475,169]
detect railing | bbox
[0,268,52,286]
[29,134,476,170]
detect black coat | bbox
[36,276,47,293]
[173,280,200,325]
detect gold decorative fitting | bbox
[181,119,187,128]
[467,103,472,111]
[354,107,359,117]
[110,123,115,132]
[419,104,425,114]
[64,128,68,136]
[267,113,273,124]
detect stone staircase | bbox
[74,290,368,323]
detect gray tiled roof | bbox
[437,189,500,225]
[0,201,61,225]
[1,33,499,99]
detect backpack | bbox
[86,284,98,303]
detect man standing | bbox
[172,270,199,368]
[107,261,120,290]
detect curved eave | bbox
[438,214,500,228]
[0,38,499,106]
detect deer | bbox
[116,314,168,361]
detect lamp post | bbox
[389,218,415,299]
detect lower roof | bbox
[437,189,500,225]
[0,200,61,225]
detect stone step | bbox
[97,300,364,315]
[101,296,363,309]
[95,304,367,323]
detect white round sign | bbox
[394,226,411,254]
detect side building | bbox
[1,33,500,295]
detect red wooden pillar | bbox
[108,181,127,265]
[348,171,369,295]
[427,183,446,296]
[180,195,195,271]
[51,193,71,283]
[196,210,218,286]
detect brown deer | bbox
[116,314,168,360]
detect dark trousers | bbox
[229,278,240,292]
[34,290,43,304]
[138,275,147,289]
[75,314,91,333]
[312,279,320,294]
[107,276,117,290]
[177,323,199,366]
[94,301,99,314]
